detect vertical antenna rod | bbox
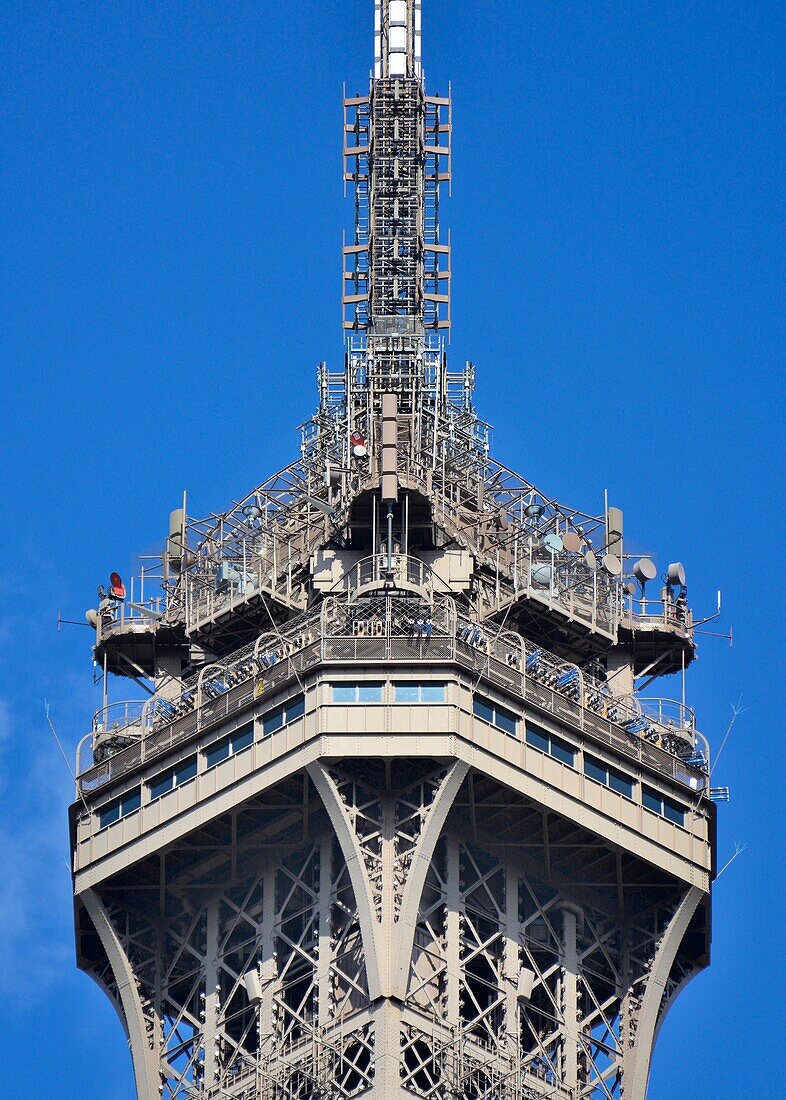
[343,0,451,341]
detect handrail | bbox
[80,597,704,795]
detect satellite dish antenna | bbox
[109,572,126,599]
[625,581,638,596]
[530,563,552,587]
[543,533,563,553]
[667,562,686,588]
[562,530,582,553]
[86,609,98,628]
[602,553,621,576]
[633,558,657,585]
[525,502,544,520]
[584,549,598,572]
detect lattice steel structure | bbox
[71,5,717,1100]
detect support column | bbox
[445,834,461,1032]
[560,906,580,1093]
[504,865,521,1043]
[203,898,220,1087]
[317,832,333,1029]
[260,864,277,1048]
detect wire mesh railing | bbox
[79,595,704,797]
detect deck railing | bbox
[78,596,705,796]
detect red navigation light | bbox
[350,429,368,457]
[109,572,126,600]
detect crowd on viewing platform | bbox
[85,594,706,787]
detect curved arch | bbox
[392,760,468,999]
[81,888,160,1100]
[307,762,384,1000]
[623,886,703,1100]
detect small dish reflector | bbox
[584,550,598,572]
[109,572,126,599]
[633,558,657,584]
[602,553,621,576]
[525,502,544,519]
[543,533,563,553]
[531,563,552,587]
[667,562,686,588]
[562,530,582,553]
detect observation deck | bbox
[78,591,706,799]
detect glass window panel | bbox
[608,770,633,798]
[263,708,284,734]
[395,684,421,702]
[550,737,576,766]
[175,757,197,786]
[286,695,305,721]
[332,685,357,703]
[663,799,685,826]
[420,684,445,703]
[357,684,383,703]
[232,725,254,752]
[122,790,141,815]
[495,707,517,735]
[99,801,121,828]
[149,771,173,800]
[525,725,550,753]
[206,738,231,767]
[584,757,607,785]
[473,697,494,724]
[642,787,662,814]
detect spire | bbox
[343,0,451,337]
[375,0,422,78]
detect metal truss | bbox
[79,762,707,1100]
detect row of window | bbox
[478,701,685,825]
[472,695,517,736]
[331,682,447,704]
[98,697,305,829]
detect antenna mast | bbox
[344,1,451,422]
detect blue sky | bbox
[0,1,783,1096]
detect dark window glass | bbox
[642,787,662,814]
[663,798,685,826]
[584,756,607,785]
[495,707,517,735]
[206,737,231,767]
[149,771,173,800]
[608,769,633,798]
[99,801,120,828]
[525,725,550,754]
[123,790,141,814]
[233,724,254,753]
[175,757,197,785]
[286,695,305,721]
[99,789,140,828]
[550,736,576,766]
[473,697,494,724]
[263,707,284,735]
